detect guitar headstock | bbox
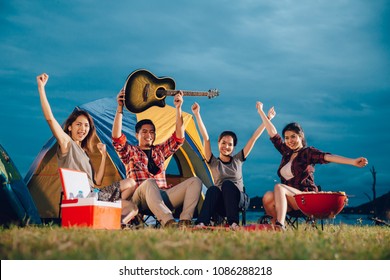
[207,89,220,99]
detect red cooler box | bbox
[61,197,121,229]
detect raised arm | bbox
[37,73,70,154]
[112,89,125,139]
[94,143,107,185]
[243,105,276,158]
[324,154,368,168]
[257,101,278,137]
[173,91,185,139]
[191,102,212,161]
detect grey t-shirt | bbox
[57,139,95,190]
[207,150,246,192]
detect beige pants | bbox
[132,177,202,226]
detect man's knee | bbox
[141,178,159,190]
[189,176,202,189]
[135,179,160,200]
[183,177,202,194]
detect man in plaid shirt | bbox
[112,89,202,227]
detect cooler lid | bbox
[58,168,91,199]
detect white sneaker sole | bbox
[122,209,139,224]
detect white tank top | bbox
[280,160,294,181]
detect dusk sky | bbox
[1,0,389,207]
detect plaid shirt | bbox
[112,132,184,189]
[271,134,330,192]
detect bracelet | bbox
[117,111,123,114]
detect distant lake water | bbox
[244,211,376,226]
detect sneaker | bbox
[194,222,206,229]
[229,222,240,231]
[164,219,178,228]
[258,214,273,224]
[178,220,192,227]
[275,221,286,232]
[122,208,139,224]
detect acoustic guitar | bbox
[124,69,219,113]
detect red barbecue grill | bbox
[294,192,348,228]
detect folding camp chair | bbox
[134,192,174,228]
[285,210,317,229]
[239,187,248,226]
[256,210,315,229]
[240,206,247,226]
[127,210,161,228]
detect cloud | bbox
[1,0,389,207]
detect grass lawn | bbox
[0,224,389,260]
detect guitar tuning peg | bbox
[207,89,220,99]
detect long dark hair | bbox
[218,131,238,146]
[282,122,307,147]
[63,109,95,152]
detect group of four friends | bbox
[37,73,368,230]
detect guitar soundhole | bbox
[156,87,166,98]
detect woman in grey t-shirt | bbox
[37,73,138,224]
[191,102,275,229]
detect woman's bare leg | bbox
[119,178,138,223]
[274,183,302,225]
[262,191,277,224]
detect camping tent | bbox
[25,97,213,221]
[0,144,41,225]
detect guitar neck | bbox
[158,89,211,97]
